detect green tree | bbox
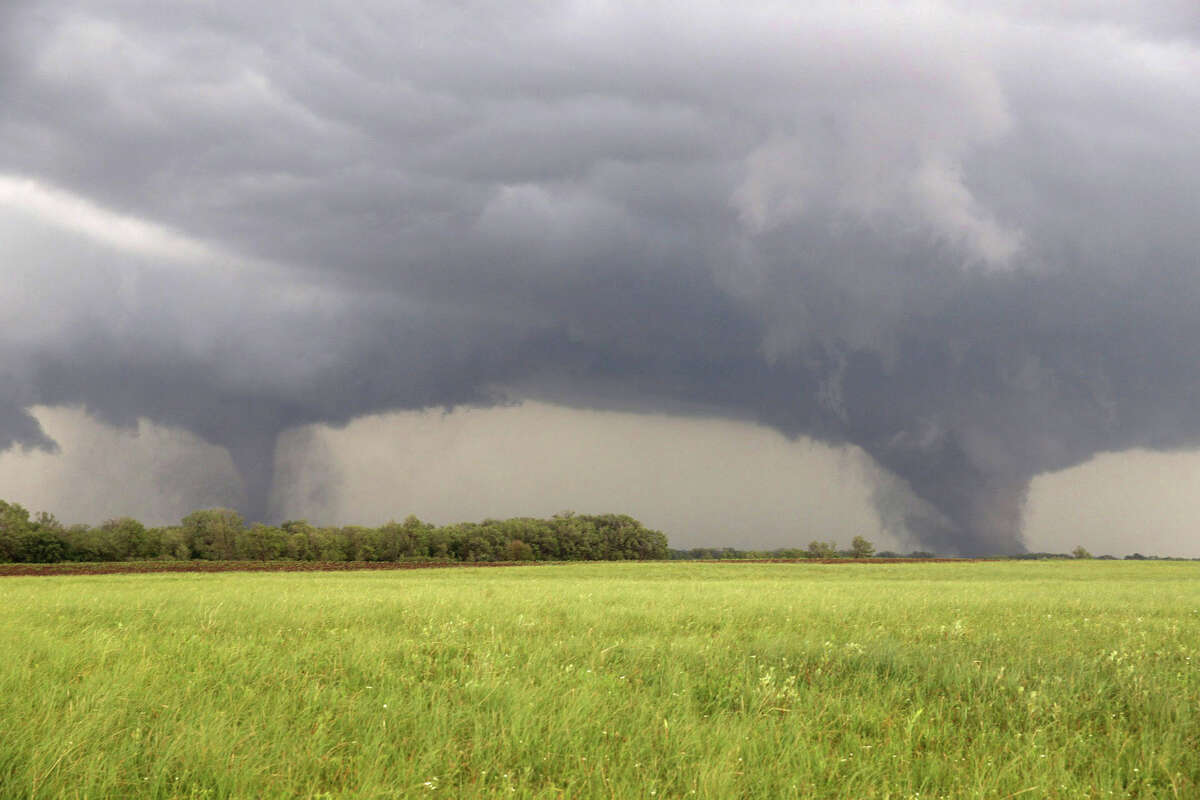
[341,526,376,561]
[806,540,838,559]
[505,539,534,561]
[237,524,289,560]
[307,526,349,561]
[98,517,150,560]
[850,535,876,558]
[181,509,244,560]
[0,500,34,562]
[0,502,73,562]
[1072,545,1093,559]
[281,520,318,560]
[155,527,190,559]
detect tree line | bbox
[5,499,1192,563]
[670,542,1200,560]
[670,536,881,560]
[0,500,668,564]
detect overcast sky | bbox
[2,1,1199,554]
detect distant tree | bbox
[505,539,534,561]
[98,517,150,560]
[583,513,668,560]
[280,520,317,560]
[340,526,377,561]
[21,531,66,562]
[450,523,500,562]
[376,515,432,560]
[806,540,838,559]
[181,509,244,560]
[850,536,876,558]
[1072,545,1093,559]
[156,527,190,559]
[312,526,350,561]
[0,500,33,562]
[236,524,288,560]
[425,526,452,559]
[0,503,673,564]
[0,502,72,562]
[33,511,62,532]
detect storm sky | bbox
[2,1,1199,554]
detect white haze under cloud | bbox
[1,404,1197,558]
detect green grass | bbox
[1,562,1198,799]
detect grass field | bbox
[1,562,1197,799]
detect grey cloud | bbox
[0,407,242,525]
[2,1,1199,552]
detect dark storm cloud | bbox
[2,1,1199,551]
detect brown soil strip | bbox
[0,560,538,577]
[0,557,981,577]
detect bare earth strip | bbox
[0,560,534,577]
[0,557,976,577]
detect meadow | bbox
[1,561,1197,799]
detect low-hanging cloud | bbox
[2,0,1199,552]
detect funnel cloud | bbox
[3,1,1200,553]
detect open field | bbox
[1,562,1197,798]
